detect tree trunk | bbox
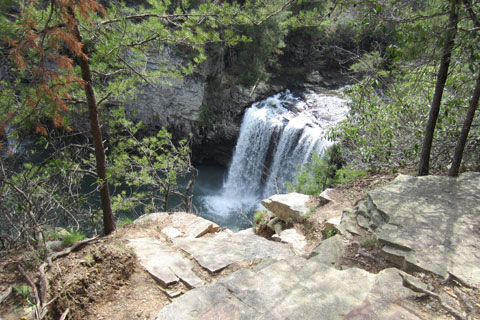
[70,14,115,235]
[448,69,480,176]
[418,0,459,176]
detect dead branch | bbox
[446,272,479,289]
[454,287,475,320]
[46,236,99,266]
[59,308,70,320]
[17,263,47,320]
[0,286,12,305]
[400,273,466,320]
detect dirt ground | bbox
[0,173,478,319]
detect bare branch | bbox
[0,287,12,305]
[118,56,156,88]
[99,13,218,26]
[400,273,466,320]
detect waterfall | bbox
[1,127,20,156]
[202,89,348,224]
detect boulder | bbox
[261,193,312,223]
[318,188,334,205]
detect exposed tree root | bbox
[400,273,466,320]
[16,236,99,319]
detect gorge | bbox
[190,88,349,230]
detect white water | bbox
[2,127,21,156]
[199,89,348,228]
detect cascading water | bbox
[199,89,348,230]
[1,127,21,156]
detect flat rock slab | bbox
[156,257,424,320]
[174,234,294,272]
[369,172,480,285]
[134,212,219,238]
[128,238,204,289]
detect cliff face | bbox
[125,48,284,165]
[123,43,349,165]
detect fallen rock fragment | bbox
[127,238,204,292]
[272,228,308,255]
[309,234,344,268]
[134,212,219,238]
[318,188,334,205]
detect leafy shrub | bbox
[61,231,87,246]
[254,210,266,225]
[288,153,335,196]
[117,216,134,228]
[334,165,367,185]
[286,145,365,195]
[326,229,337,238]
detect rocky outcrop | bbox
[339,172,480,286]
[134,212,219,238]
[156,257,425,320]
[126,211,441,319]
[124,47,283,165]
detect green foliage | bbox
[254,210,266,225]
[13,284,32,299]
[117,215,134,228]
[13,284,33,309]
[286,144,367,195]
[334,165,367,185]
[326,228,337,239]
[198,105,215,128]
[234,15,289,85]
[287,153,335,195]
[332,58,479,171]
[61,231,87,246]
[362,236,377,247]
[107,108,195,214]
[286,145,345,195]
